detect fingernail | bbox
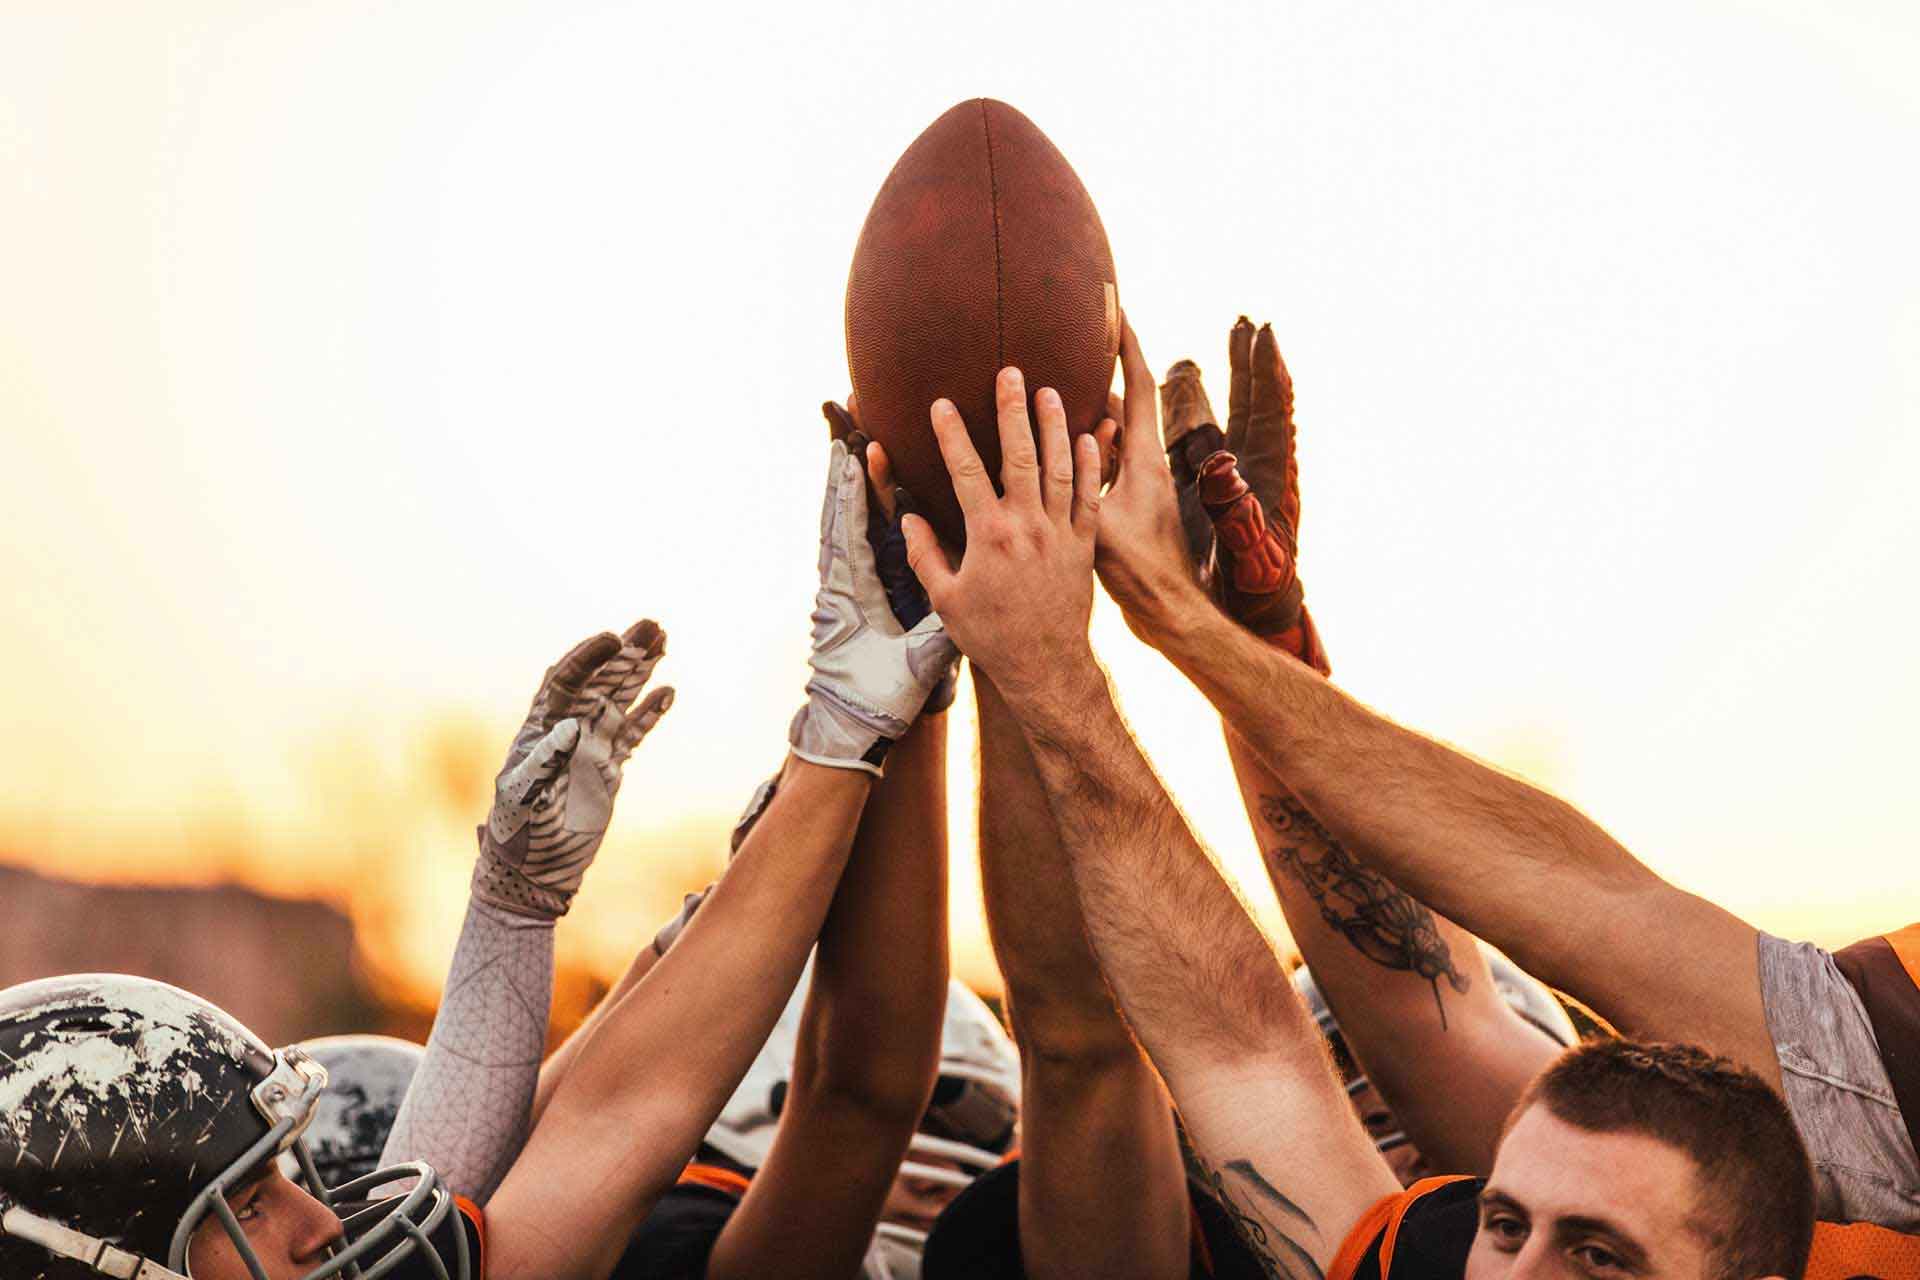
[893,486,919,515]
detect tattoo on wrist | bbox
[1258,792,1469,1026]
[1185,1147,1326,1280]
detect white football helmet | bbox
[704,964,1019,1280]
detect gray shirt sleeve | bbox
[1759,931,1920,1229]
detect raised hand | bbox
[1090,319,1210,642]
[1164,318,1328,673]
[823,401,960,716]
[472,621,675,920]
[899,366,1107,701]
[789,429,957,775]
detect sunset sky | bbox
[3,0,1917,998]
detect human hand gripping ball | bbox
[822,399,960,715]
[473,621,675,921]
[1159,318,1329,674]
[789,431,958,775]
[898,366,1108,701]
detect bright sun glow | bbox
[3,1,1917,1000]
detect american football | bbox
[844,98,1119,545]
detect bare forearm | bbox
[977,674,1138,1056]
[1006,659,1305,1087]
[707,717,950,1280]
[976,671,1189,1280]
[1004,658,1393,1273]
[485,761,869,1280]
[1148,596,1768,1072]
[1225,732,1554,1175]
[530,940,660,1128]
[797,710,948,1114]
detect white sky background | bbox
[2,0,1917,989]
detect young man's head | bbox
[1471,1039,1814,1280]
[185,1164,346,1280]
[0,974,462,1280]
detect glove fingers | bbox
[1242,323,1297,476]
[837,447,898,629]
[620,618,666,659]
[1201,452,1281,569]
[534,632,622,725]
[1226,316,1255,455]
[576,621,668,710]
[1158,359,1218,450]
[817,440,848,580]
[822,400,857,445]
[614,686,675,755]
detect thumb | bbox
[500,718,580,806]
[900,513,957,602]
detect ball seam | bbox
[978,98,1005,371]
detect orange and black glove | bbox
[1159,317,1329,675]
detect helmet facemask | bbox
[3,1044,465,1280]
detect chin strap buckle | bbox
[2,1199,188,1280]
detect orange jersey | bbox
[1807,1220,1920,1280]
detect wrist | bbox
[1139,579,1229,660]
[991,648,1111,740]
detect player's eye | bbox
[1573,1244,1629,1275]
[1479,1209,1527,1250]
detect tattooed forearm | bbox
[1259,792,1469,1025]
[1185,1147,1327,1280]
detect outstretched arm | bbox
[484,760,871,1280]
[975,670,1191,1280]
[487,432,960,1280]
[705,705,951,1280]
[902,365,1396,1276]
[1160,327,1560,1175]
[1225,732,1558,1174]
[1097,323,1773,1088]
[381,621,674,1203]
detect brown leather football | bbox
[845,98,1119,546]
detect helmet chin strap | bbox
[1,1197,189,1280]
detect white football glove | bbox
[473,621,675,920]
[790,440,957,774]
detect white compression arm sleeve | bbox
[377,898,555,1202]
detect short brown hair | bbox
[1509,1039,1813,1280]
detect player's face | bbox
[1347,1078,1431,1186]
[1466,1105,1717,1280]
[188,1164,346,1280]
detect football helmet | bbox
[295,1035,427,1191]
[1292,947,1577,1156]
[705,966,1019,1280]
[0,975,465,1280]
